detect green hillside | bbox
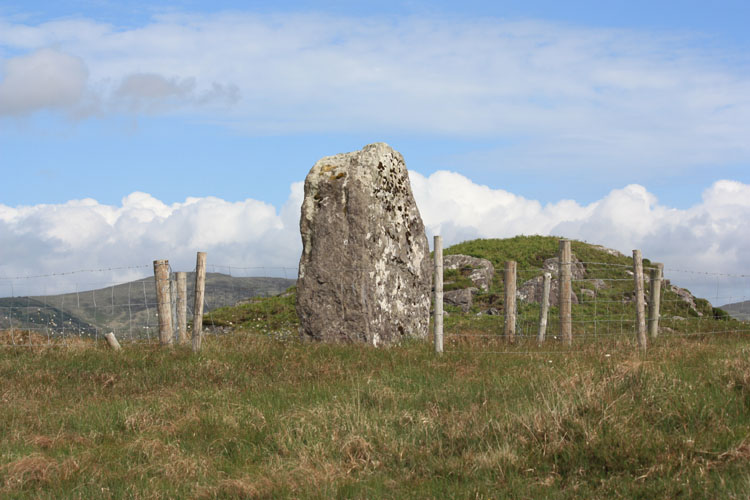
[207,236,742,342]
[0,273,295,339]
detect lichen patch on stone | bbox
[296,143,431,345]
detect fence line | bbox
[3,242,750,353]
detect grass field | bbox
[2,328,750,498]
[3,236,750,498]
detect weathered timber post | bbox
[192,252,207,352]
[104,332,121,351]
[633,250,647,351]
[537,272,552,343]
[170,274,178,343]
[648,263,663,339]
[176,272,188,344]
[504,261,517,342]
[153,259,173,346]
[559,239,572,345]
[434,235,444,354]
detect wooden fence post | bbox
[176,272,188,344]
[504,261,517,342]
[153,259,173,346]
[192,252,207,352]
[434,235,444,354]
[104,332,121,351]
[559,239,572,345]
[537,272,551,343]
[633,250,647,351]
[648,262,663,339]
[170,274,178,343]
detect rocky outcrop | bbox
[444,288,473,313]
[296,143,432,345]
[443,255,495,292]
[517,255,587,306]
[590,245,625,258]
[669,283,705,317]
[540,255,586,280]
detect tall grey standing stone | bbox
[296,143,432,345]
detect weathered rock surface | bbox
[669,284,705,317]
[517,255,586,306]
[540,255,586,280]
[296,143,432,345]
[590,245,625,258]
[443,255,495,292]
[444,288,473,313]
[478,307,500,316]
[581,288,596,300]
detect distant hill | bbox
[0,273,295,339]
[717,300,750,321]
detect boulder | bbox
[541,255,586,280]
[443,255,495,292]
[444,288,473,313]
[670,284,705,317]
[517,255,585,306]
[518,275,579,306]
[590,245,625,258]
[296,143,432,345]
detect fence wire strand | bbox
[2,258,750,353]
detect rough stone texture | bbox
[296,143,432,345]
[479,307,500,316]
[540,255,586,280]
[444,288,473,313]
[670,284,705,317]
[443,255,495,292]
[517,255,586,306]
[590,245,625,258]
[518,275,579,306]
[581,288,596,299]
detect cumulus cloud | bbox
[1,173,750,302]
[113,73,239,111]
[0,48,88,115]
[0,187,303,296]
[116,73,195,100]
[411,172,750,302]
[0,13,749,172]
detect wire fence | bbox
[2,253,750,352]
[442,258,750,355]
[0,263,298,348]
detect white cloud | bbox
[0,189,302,295]
[0,48,88,115]
[411,172,750,302]
[1,172,750,303]
[113,73,239,111]
[0,13,748,172]
[116,73,195,99]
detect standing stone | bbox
[296,143,432,345]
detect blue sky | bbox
[1,0,749,207]
[2,0,750,300]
